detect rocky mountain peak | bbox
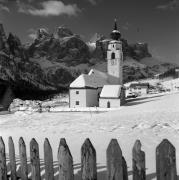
[0,23,8,50]
[7,32,23,56]
[91,36,152,61]
[37,28,50,41]
[0,23,176,100]
[53,26,73,39]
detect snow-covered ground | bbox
[1,92,179,179]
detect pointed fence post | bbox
[156,139,177,180]
[44,138,54,180]
[19,137,28,180]
[58,138,74,180]
[81,138,97,180]
[8,137,17,180]
[132,140,145,180]
[122,156,128,180]
[0,137,7,180]
[106,139,123,180]
[30,138,41,180]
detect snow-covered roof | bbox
[89,69,120,85]
[70,74,97,88]
[88,69,109,80]
[70,69,122,89]
[70,69,112,89]
[109,40,121,44]
[100,85,123,98]
[112,30,120,33]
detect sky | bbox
[0,0,178,64]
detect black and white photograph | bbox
[0,0,179,179]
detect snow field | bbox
[0,92,179,179]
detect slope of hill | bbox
[0,23,177,99]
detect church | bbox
[69,20,126,108]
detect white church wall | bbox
[70,88,99,108]
[99,98,121,108]
[69,89,87,108]
[107,41,123,85]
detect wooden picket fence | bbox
[0,137,177,180]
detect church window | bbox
[107,101,110,108]
[76,101,79,105]
[111,52,115,59]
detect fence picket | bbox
[8,137,17,180]
[19,137,28,180]
[0,137,7,180]
[58,138,74,180]
[122,156,128,180]
[0,136,177,180]
[30,138,41,180]
[81,138,97,180]
[156,139,177,180]
[132,140,145,180]
[106,139,123,180]
[44,138,54,180]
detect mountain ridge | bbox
[0,24,177,99]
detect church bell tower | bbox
[107,19,123,85]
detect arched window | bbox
[111,52,115,59]
[107,101,110,108]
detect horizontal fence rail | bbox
[0,137,177,180]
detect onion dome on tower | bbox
[110,19,121,40]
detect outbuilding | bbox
[99,85,125,108]
[69,73,102,108]
[129,83,149,95]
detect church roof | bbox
[70,68,122,89]
[100,85,123,98]
[110,19,121,40]
[88,69,109,81]
[109,40,121,44]
[70,74,97,88]
[70,69,114,89]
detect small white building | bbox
[99,85,125,108]
[129,83,149,95]
[69,73,100,108]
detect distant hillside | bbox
[0,23,177,99]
